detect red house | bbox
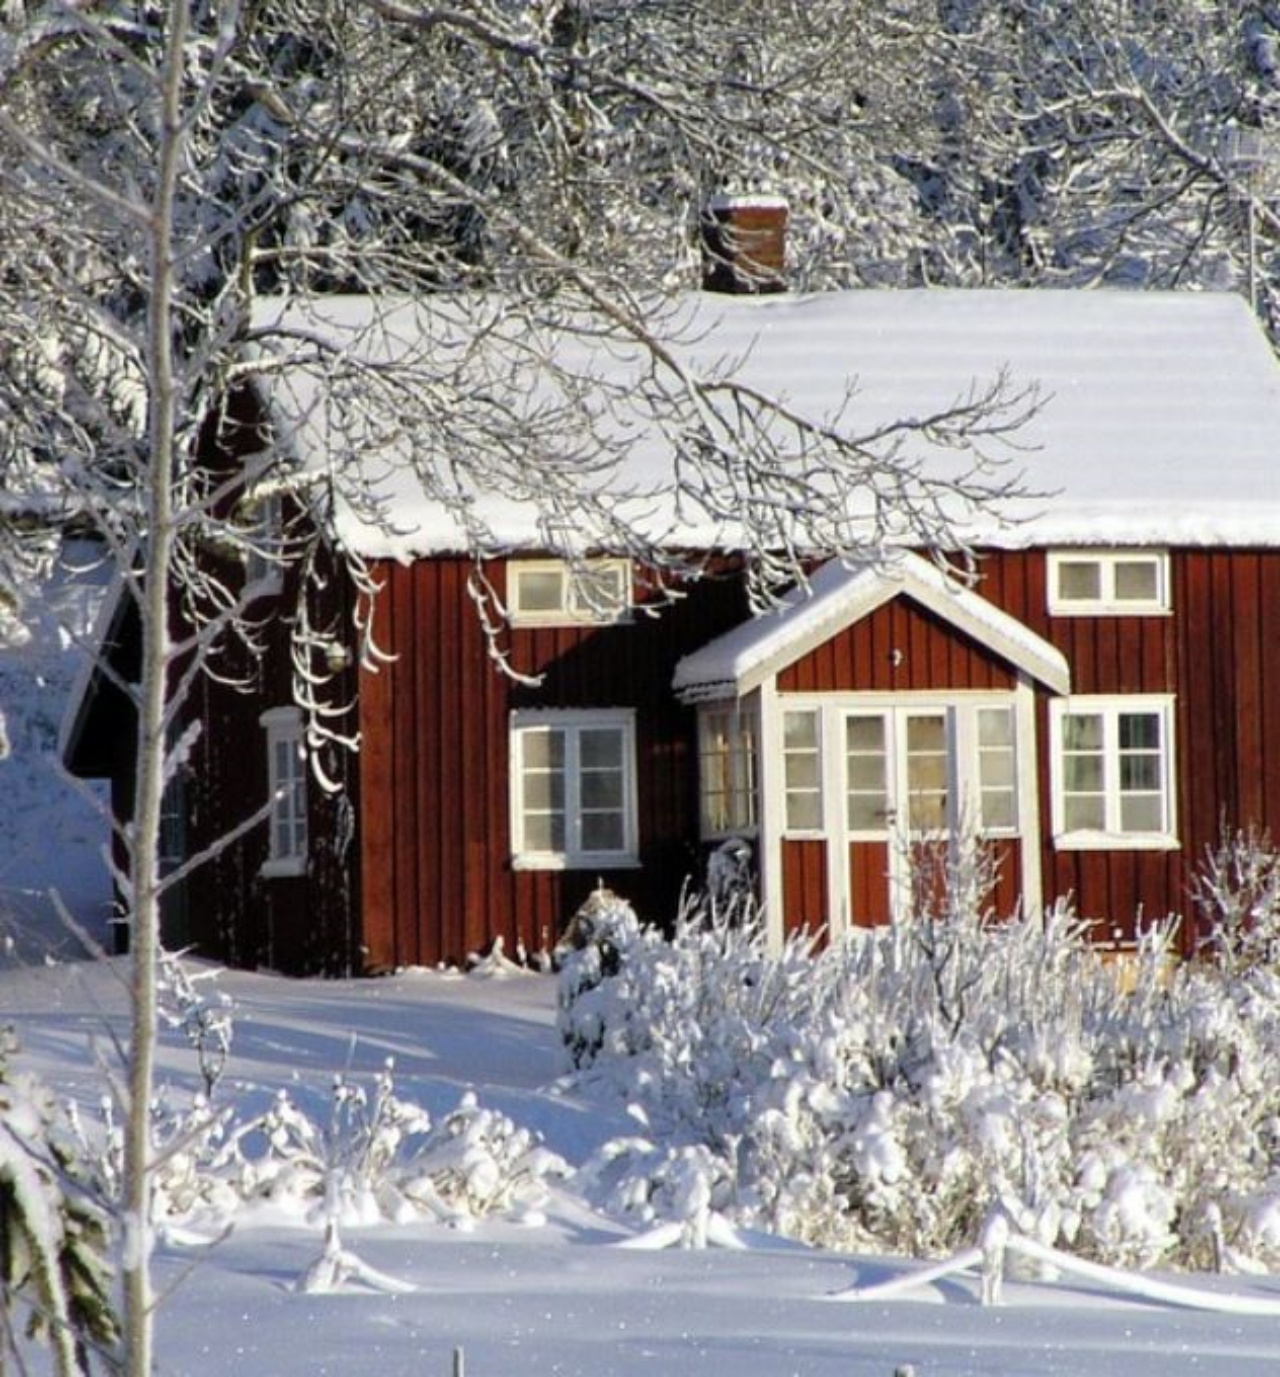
[65,282,1280,974]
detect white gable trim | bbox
[673,552,1070,702]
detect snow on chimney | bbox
[701,194,788,295]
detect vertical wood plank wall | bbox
[172,542,1280,971]
[357,559,749,971]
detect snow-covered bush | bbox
[145,1062,567,1237]
[1193,824,1280,973]
[157,949,234,1100]
[563,887,1280,1270]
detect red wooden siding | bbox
[781,839,828,935]
[980,548,1280,946]
[848,840,892,926]
[779,597,1017,693]
[357,559,750,970]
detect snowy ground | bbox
[4,553,1280,1374]
[3,956,1280,1377]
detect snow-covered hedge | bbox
[559,888,1280,1270]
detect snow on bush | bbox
[140,1062,568,1238]
[560,875,1280,1269]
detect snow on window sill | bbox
[261,855,308,879]
[511,853,640,872]
[1052,831,1180,853]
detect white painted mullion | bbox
[754,682,786,952]
[1015,679,1043,918]
[823,703,849,941]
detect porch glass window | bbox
[976,706,1017,833]
[1051,697,1176,848]
[782,709,822,832]
[904,713,948,832]
[845,714,888,832]
[510,709,637,867]
[698,707,758,837]
[261,707,307,877]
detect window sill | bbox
[511,853,641,872]
[261,856,308,879]
[1048,606,1172,618]
[1053,832,1179,852]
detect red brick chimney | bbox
[701,194,788,294]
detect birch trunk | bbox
[122,4,189,1372]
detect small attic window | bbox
[508,559,631,627]
[1047,551,1170,616]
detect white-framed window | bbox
[1049,696,1177,849]
[1047,550,1170,616]
[261,706,308,877]
[697,706,758,837]
[508,558,631,627]
[510,709,638,868]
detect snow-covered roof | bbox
[255,288,1280,558]
[673,551,1071,702]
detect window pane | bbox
[1119,713,1160,751]
[522,771,565,811]
[1064,756,1104,792]
[1120,755,1161,792]
[787,793,822,831]
[581,813,624,852]
[981,790,1016,831]
[515,569,563,612]
[580,728,623,769]
[1065,795,1106,831]
[523,812,565,853]
[848,755,887,791]
[978,708,1013,747]
[521,729,564,769]
[848,796,887,831]
[980,752,1014,789]
[785,753,820,790]
[1120,795,1163,833]
[784,712,817,749]
[1058,561,1101,601]
[1063,714,1103,751]
[906,715,945,753]
[580,770,623,809]
[571,564,627,615]
[846,716,885,752]
[1114,560,1158,602]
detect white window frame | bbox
[241,492,285,600]
[509,708,639,869]
[776,694,1023,843]
[697,705,758,839]
[1049,695,1178,850]
[507,558,632,627]
[261,706,308,877]
[1047,550,1170,616]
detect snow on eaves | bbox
[253,288,1280,558]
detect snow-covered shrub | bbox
[563,884,1280,1270]
[0,1026,118,1375]
[1193,824,1280,973]
[157,949,234,1100]
[145,1062,567,1235]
